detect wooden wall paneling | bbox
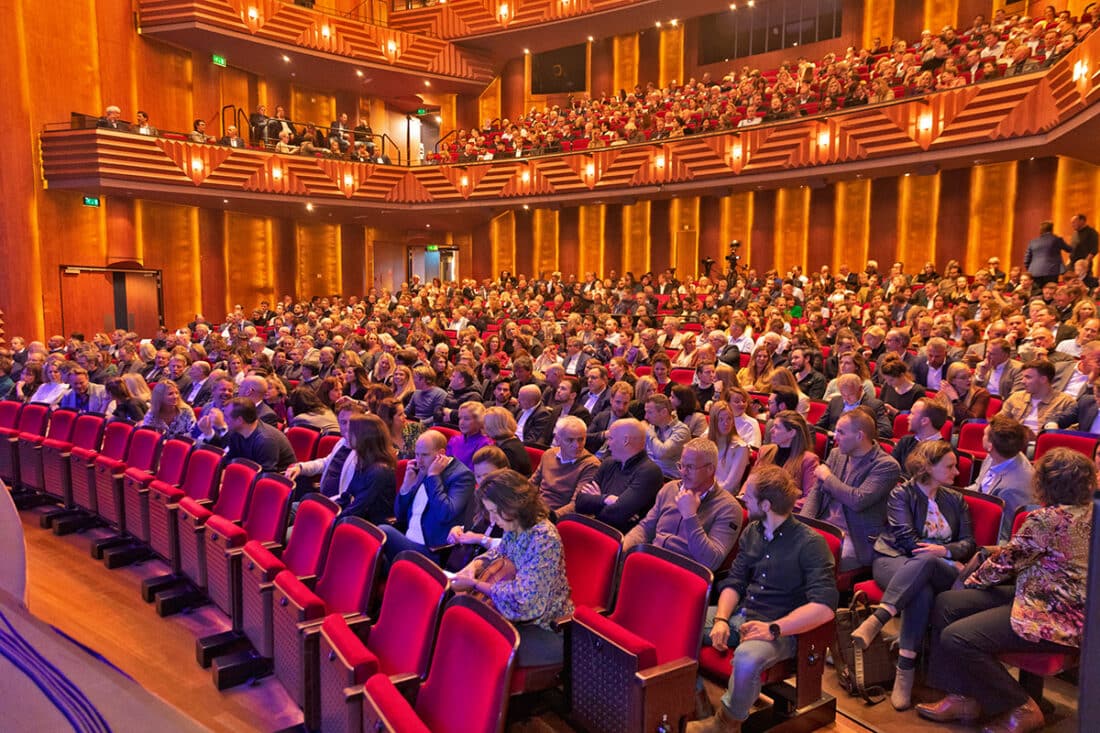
[490,210,516,277]
[807,185,835,271]
[1013,158,1060,269]
[749,190,776,272]
[718,192,754,272]
[870,177,900,270]
[603,204,623,276]
[296,221,341,298]
[966,162,1018,274]
[934,168,971,270]
[621,201,651,275]
[892,0,925,49]
[774,187,810,273]
[558,207,580,277]
[371,239,406,292]
[501,58,525,124]
[699,196,722,272]
[59,270,116,339]
[532,209,559,279]
[658,26,684,88]
[122,271,163,336]
[1053,157,1100,251]
[36,193,109,336]
[956,0,990,30]
[452,230,474,284]
[478,77,502,127]
[341,223,367,296]
[612,34,639,98]
[578,204,607,277]
[225,212,274,308]
[105,197,138,265]
[637,30,660,92]
[832,180,871,274]
[670,196,700,278]
[198,209,229,319]
[923,0,960,40]
[273,218,297,302]
[136,200,201,330]
[135,40,194,135]
[896,173,941,273]
[590,38,615,99]
[862,0,895,49]
[649,199,671,274]
[514,208,535,278]
[291,86,336,132]
[95,0,136,118]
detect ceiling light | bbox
[523,48,530,54]
[424,80,431,87]
[356,69,364,77]
[434,115,443,123]
[587,35,594,42]
[282,54,291,62]
[655,21,662,28]
[670,19,678,26]
[306,202,314,211]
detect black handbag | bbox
[833,590,897,705]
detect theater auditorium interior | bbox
[2,0,1100,731]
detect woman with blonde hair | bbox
[121,372,152,405]
[30,362,70,408]
[482,406,532,475]
[768,367,810,415]
[728,386,763,448]
[141,381,196,439]
[758,410,818,502]
[707,401,752,493]
[630,375,658,420]
[371,352,396,386]
[937,361,989,423]
[391,365,415,406]
[737,345,774,392]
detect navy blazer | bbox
[873,479,976,562]
[394,457,475,549]
[911,356,958,390]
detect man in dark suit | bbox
[329,112,352,151]
[911,337,957,391]
[815,374,893,439]
[561,337,590,377]
[218,125,248,148]
[183,361,214,407]
[96,105,129,132]
[248,104,270,144]
[165,354,193,396]
[238,375,280,426]
[1070,213,1099,273]
[514,385,554,446]
[142,350,170,384]
[802,408,901,571]
[549,377,591,426]
[1024,220,1071,287]
[587,381,634,455]
[578,365,612,418]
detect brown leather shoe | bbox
[694,688,715,720]
[916,694,981,723]
[685,705,742,733]
[979,698,1045,733]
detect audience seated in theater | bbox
[531,416,600,514]
[878,354,927,417]
[937,361,990,423]
[483,406,532,475]
[30,361,69,408]
[513,384,554,446]
[973,337,1023,399]
[852,441,976,710]
[623,437,744,570]
[966,414,1035,543]
[816,374,893,439]
[58,367,111,414]
[890,397,951,477]
[644,393,692,478]
[332,413,396,525]
[286,403,362,498]
[197,397,295,473]
[788,346,827,401]
[450,469,573,668]
[727,387,763,448]
[688,464,838,733]
[586,380,634,456]
[445,401,493,470]
[547,376,590,425]
[802,407,901,571]
[141,381,196,439]
[918,447,1093,733]
[104,377,147,422]
[754,410,819,504]
[572,418,663,532]
[707,401,752,494]
[1051,340,1100,398]
[823,351,877,403]
[285,386,339,433]
[382,428,475,563]
[999,360,1077,439]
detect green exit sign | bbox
[426,245,439,252]
[82,195,101,208]
[416,107,427,116]
[212,53,227,67]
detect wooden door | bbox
[60,270,115,338]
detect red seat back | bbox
[954,452,974,487]
[957,420,987,456]
[962,491,1004,546]
[524,446,544,474]
[211,459,261,521]
[433,426,460,442]
[179,445,224,502]
[313,518,384,614]
[812,429,830,460]
[280,494,340,577]
[43,409,78,442]
[70,414,106,451]
[16,403,50,436]
[807,400,828,425]
[125,427,164,473]
[368,552,449,677]
[0,401,21,429]
[608,546,711,666]
[154,438,192,485]
[1034,430,1100,462]
[316,433,341,460]
[285,426,321,462]
[416,597,518,733]
[1011,509,1032,538]
[241,473,294,543]
[670,368,694,385]
[892,413,911,439]
[558,515,623,611]
[99,421,135,461]
[985,396,1003,418]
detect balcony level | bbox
[40,39,1100,224]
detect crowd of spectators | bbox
[12,196,1098,733]
[431,5,1099,163]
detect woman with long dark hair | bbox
[335,413,397,525]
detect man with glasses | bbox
[622,438,743,571]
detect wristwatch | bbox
[768,623,782,640]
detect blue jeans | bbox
[379,524,437,563]
[873,553,959,653]
[699,607,797,720]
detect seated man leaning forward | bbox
[688,464,838,733]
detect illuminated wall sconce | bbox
[918,112,933,132]
[190,158,204,173]
[1073,59,1089,81]
[497,2,510,23]
[730,139,743,163]
[272,165,283,181]
[460,174,470,188]
[816,130,830,147]
[321,24,331,38]
[585,162,596,178]
[247,6,258,20]
[521,169,531,183]
[654,154,666,169]
[343,173,354,187]
[383,39,399,62]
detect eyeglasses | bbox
[677,462,714,473]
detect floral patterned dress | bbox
[966,503,1092,647]
[483,519,573,630]
[142,406,197,440]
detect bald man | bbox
[574,418,664,532]
[238,374,280,426]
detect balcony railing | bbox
[39,39,1100,211]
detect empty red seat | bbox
[68,420,133,519]
[957,420,988,461]
[523,445,544,475]
[356,596,519,733]
[558,513,622,613]
[315,552,449,733]
[315,433,341,462]
[670,368,694,385]
[122,437,192,543]
[272,517,386,711]
[1033,429,1099,462]
[94,426,162,530]
[40,413,105,508]
[177,459,260,590]
[17,408,76,494]
[240,493,340,658]
[147,445,224,570]
[1,402,49,488]
[286,426,322,463]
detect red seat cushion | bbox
[123,466,154,487]
[364,674,430,733]
[322,614,380,682]
[854,579,884,603]
[149,479,185,503]
[178,496,213,524]
[42,438,74,452]
[243,539,286,577]
[71,445,98,462]
[19,433,46,445]
[206,514,248,548]
[998,652,1076,676]
[95,456,126,472]
[274,569,326,618]
[574,606,658,670]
